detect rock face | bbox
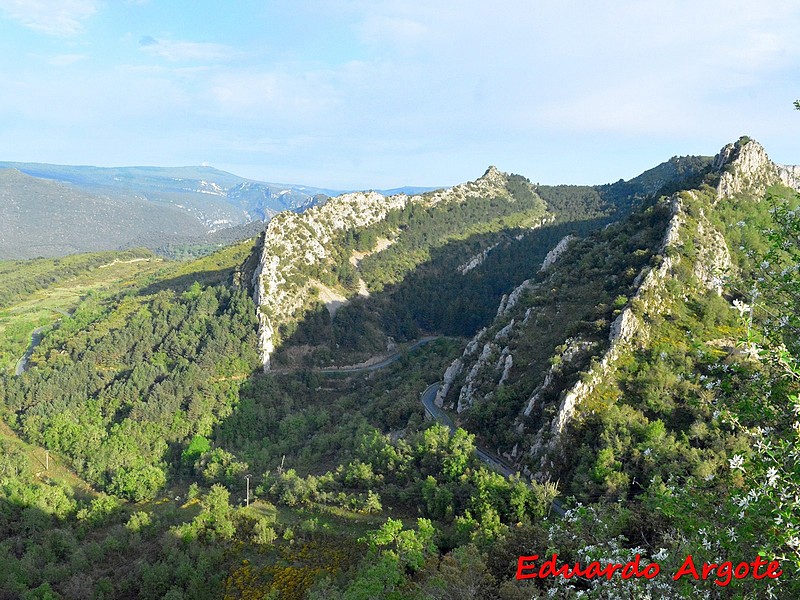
[435,359,463,408]
[249,167,523,370]
[251,191,407,370]
[714,138,800,199]
[427,137,796,482]
[540,234,576,271]
[457,342,496,413]
[458,243,499,275]
[608,309,639,344]
[692,211,731,294]
[777,164,800,191]
[531,137,786,474]
[498,353,513,386]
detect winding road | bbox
[14,326,47,376]
[13,310,72,376]
[316,336,439,374]
[317,341,566,518]
[421,381,566,517]
[420,382,517,476]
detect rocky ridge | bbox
[251,191,407,370]
[715,138,800,199]
[437,137,793,478]
[250,168,523,370]
[526,139,780,474]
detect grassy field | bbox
[0,239,258,374]
[0,256,166,373]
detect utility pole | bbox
[45,450,49,471]
[245,474,251,507]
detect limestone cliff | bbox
[715,137,800,199]
[250,191,406,370]
[438,137,787,480]
[249,167,532,370]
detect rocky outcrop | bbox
[435,359,463,408]
[435,137,793,480]
[250,167,522,370]
[534,163,741,473]
[777,164,800,192]
[540,234,576,271]
[251,191,407,369]
[426,165,507,206]
[497,279,536,318]
[714,138,800,200]
[497,235,573,317]
[521,337,595,419]
[498,353,513,386]
[608,309,639,343]
[458,243,499,275]
[692,211,731,293]
[457,342,496,413]
[463,328,487,356]
[494,319,515,342]
[532,191,688,471]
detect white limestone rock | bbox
[435,358,463,408]
[498,354,513,386]
[249,166,523,371]
[540,234,576,271]
[714,139,782,201]
[458,242,499,275]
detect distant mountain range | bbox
[0,161,439,259]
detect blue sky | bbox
[0,1,798,189]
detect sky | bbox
[0,0,798,190]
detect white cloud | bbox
[356,14,428,50]
[2,0,799,188]
[0,0,97,36]
[138,36,235,63]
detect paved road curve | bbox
[316,340,566,517]
[14,326,46,376]
[421,381,566,518]
[317,336,439,374]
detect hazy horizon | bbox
[1,1,798,189]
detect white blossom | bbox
[729,454,745,471]
[732,299,751,316]
[766,467,779,487]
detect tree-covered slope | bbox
[0,169,211,259]
[252,160,708,372]
[2,139,799,598]
[248,167,554,370]
[429,137,800,596]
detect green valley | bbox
[0,138,799,599]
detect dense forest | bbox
[1,143,798,598]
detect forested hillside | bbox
[1,140,798,598]
[257,160,714,372]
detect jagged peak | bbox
[478,165,508,186]
[422,166,510,208]
[712,136,770,171]
[713,136,783,200]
